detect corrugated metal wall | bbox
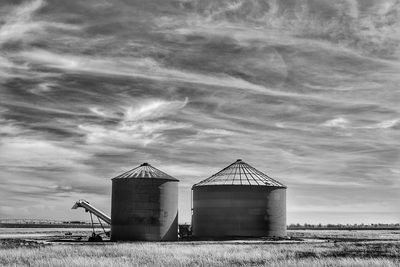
[192,185,286,237]
[111,178,178,241]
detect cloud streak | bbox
[18,49,283,94]
[0,0,399,224]
[0,0,45,45]
[80,98,190,147]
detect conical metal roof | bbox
[112,163,179,181]
[193,159,286,187]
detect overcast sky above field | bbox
[0,0,399,224]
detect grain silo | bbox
[111,163,179,241]
[192,159,286,238]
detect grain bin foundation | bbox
[111,163,179,241]
[192,159,286,238]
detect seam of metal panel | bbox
[232,163,238,185]
[241,163,251,185]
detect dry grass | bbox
[0,240,399,267]
[0,230,399,266]
[288,229,400,241]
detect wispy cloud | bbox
[322,117,349,129]
[0,136,89,171]
[181,0,400,59]
[0,0,81,83]
[360,119,399,129]
[18,49,278,93]
[322,117,399,130]
[80,98,190,146]
[0,0,81,46]
[29,82,56,95]
[125,98,188,121]
[88,107,110,118]
[0,0,45,45]
[0,0,399,224]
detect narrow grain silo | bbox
[192,159,286,238]
[111,163,179,241]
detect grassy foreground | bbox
[0,241,399,267]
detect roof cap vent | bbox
[236,159,242,162]
[141,162,149,166]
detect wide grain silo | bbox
[192,159,286,238]
[111,163,179,241]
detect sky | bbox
[0,0,399,225]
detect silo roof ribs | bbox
[193,159,286,187]
[112,163,178,181]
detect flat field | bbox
[0,229,399,267]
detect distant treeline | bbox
[1,219,399,230]
[287,223,400,230]
[0,219,91,224]
[0,223,106,229]
[0,219,107,228]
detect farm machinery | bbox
[72,200,111,242]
